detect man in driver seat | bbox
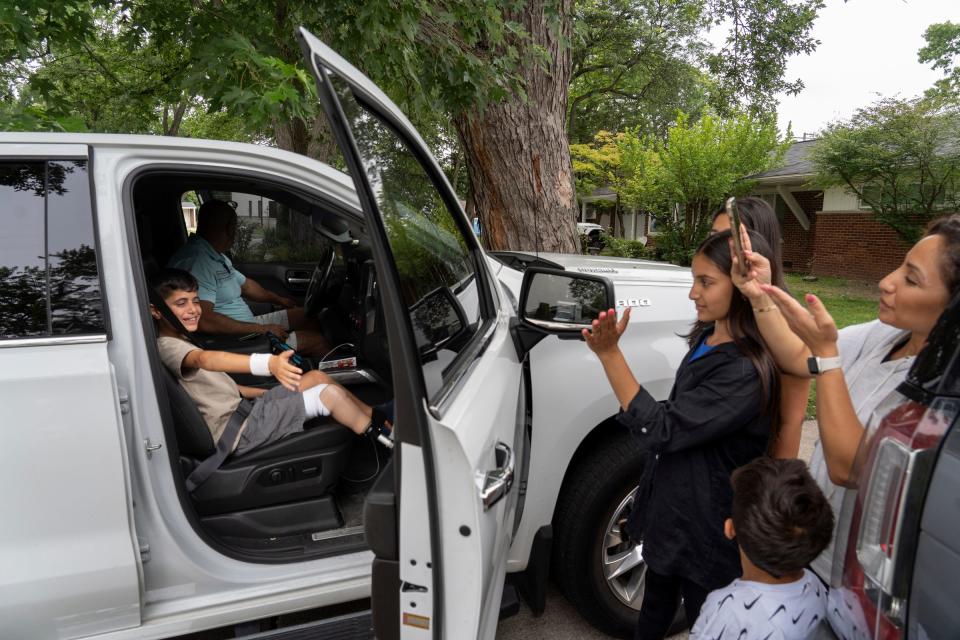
[167,199,329,356]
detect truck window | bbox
[331,83,486,398]
[0,160,105,339]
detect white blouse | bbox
[808,319,913,583]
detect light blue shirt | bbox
[166,235,254,322]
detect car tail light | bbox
[835,392,958,639]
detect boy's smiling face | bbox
[151,287,202,333]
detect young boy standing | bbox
[691,457,834,639]
[150,268,388,457]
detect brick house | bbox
[745,140,912,282]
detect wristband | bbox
[249,353,272,376]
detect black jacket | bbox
[618,338,773,591]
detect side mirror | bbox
[513,267,615,356]
[311,209,353,243]
[409,285,469,360]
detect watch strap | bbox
[808,355,842,375]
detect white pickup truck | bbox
[0,29,693,640]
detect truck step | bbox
[241,610,374,640]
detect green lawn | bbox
[783,274,879,417]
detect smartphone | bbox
[725,196,748,277]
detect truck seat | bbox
[161,367,355,519]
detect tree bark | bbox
[454,0,580,253]
[272,114,338,255]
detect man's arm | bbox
[196,301,287,338]
[241,277,295,308]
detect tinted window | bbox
[0,160,105,339]
[47,161,105,335]
[217,191,331,264]
[0,163,48,338]
[329,77,485,397]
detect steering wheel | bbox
[303,244,337,317]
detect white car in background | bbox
[0,28,694,640]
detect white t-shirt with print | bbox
[691,569,827,640]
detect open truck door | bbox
[298,29,528,639]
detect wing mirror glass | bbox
[410,285,469,356]
[518,267,614,332]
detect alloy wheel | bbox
[601,487,646,610]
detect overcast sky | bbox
[752,0,959,137]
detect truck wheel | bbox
[552,433,684,638]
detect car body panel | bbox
[909,415,960,637]
[0,121,692,636]
[0,340,141,639]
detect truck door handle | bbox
[476,442,514,511]
[286,270,311,286]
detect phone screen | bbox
[725,197,748,277]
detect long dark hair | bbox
[926,213,960,298]
[686,229,781,423]
[713,197,787,289]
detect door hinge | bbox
[138,537,150,563]
[118,387,131,414]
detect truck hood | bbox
[489,251,692,307]
[536,253,691,282]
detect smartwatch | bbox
[807,355,842,375]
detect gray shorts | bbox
[253,309,298,350]
[236,385,306,455]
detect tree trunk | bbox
[272,114,338,256]
[454,0,579,253]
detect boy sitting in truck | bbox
[691,457,834,639]
[150,268,390,457]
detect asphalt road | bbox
[496,582,689,640]
[496,421,819,640]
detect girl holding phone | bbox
[583,230,781,639]
[710,196,809,458]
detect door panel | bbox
[233,261,315,303]
[299,27,526,639]
[0,155,141,638]
[0,342,142,638]
[425,320,524,638]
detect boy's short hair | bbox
[731,457,834,578]
[149,268,198,300]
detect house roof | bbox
[745,139,818,182]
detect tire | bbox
[552,432,684,638]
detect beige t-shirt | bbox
[158,336,242,443]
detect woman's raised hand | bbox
[583,307,631,358]
[759,284,840,357]
[730,224,772,302]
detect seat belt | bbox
[185,399,254,492]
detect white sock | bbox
[302,384,331,419]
